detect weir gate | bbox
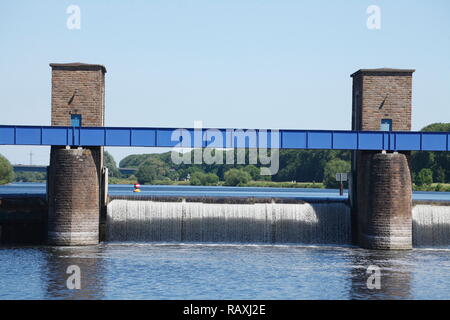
[1,63,449,250]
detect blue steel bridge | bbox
[0,125,449,151]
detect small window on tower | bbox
[71,114,82,127]
[380,119,392,131]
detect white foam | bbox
[106,200,351,245]
[413,205,450,247]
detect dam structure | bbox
[106,198,352,245]
[105,197,450,247]
[0,63,449,249]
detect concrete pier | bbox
[47,148,99,245]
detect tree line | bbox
[117,149,352,187]
[410,123,450,186]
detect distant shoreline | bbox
[3,180,450,192]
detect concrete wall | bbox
[1,195,449,247]
[0,196,47,244]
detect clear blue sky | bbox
[1,0,450,165]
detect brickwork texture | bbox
[48,63,106,245]
[48,148,99,245]
[351,69,414,250]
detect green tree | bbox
[189,171,219,186]
[204,172,219,185]
[224,168,252,186]
[243,165,260,180]
[189,171,203,186]
[136,158,168,184]
[104,150,121,178]
[14,171,46,182]
[273,149,351,183]
[411,123,450,184]
[435,167,446,183]
[415,168,433,186]
[119,154,154,168]
[0,154,14,185]
[323,159,351,189]
[420,123,450,132]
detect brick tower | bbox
[47,63,106,245]
[350,68,414,250]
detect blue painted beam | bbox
[0,125,448,151]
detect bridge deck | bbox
[0,125,448,151]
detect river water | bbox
[1,182,450,201]
[1,183,450,300]
[1,243,450,300]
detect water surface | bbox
[1,183,450,201]
[1,243,450,300]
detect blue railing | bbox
[0,125,449,151]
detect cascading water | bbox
[413,205,450,247]
[106,200,351,244]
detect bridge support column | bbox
[47,147,99,245]
[356,152,412,250]
[350,68,415,250]
[47,62,107,246]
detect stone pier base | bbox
[47,147,100,245]
[357,152,412,250]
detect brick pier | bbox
[351,69,415,250]
[47,148,99,245]
[47,63,106,245]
